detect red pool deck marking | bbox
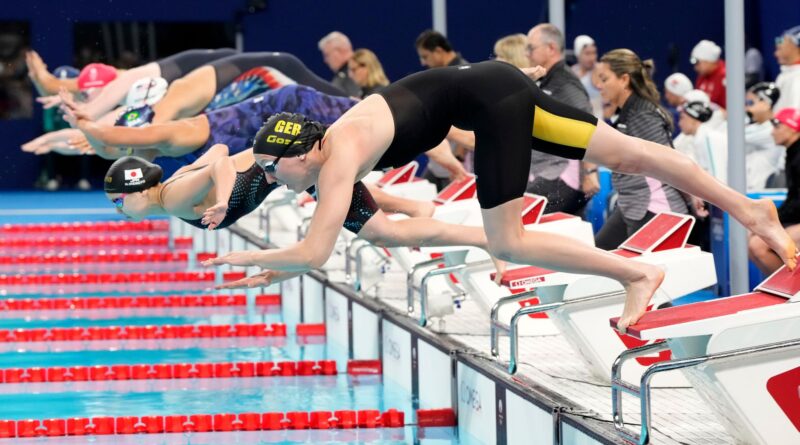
[0,220,169,234]
[0,293,280,312]
[0,235,192,249]
[0,271,214,286]
[346,360,382,375]
[0,251,188,266]
[1,359,338,384]
[295,323,326,336]
[416,408,456,427]
[0,408,406,437]
[0,322,287,343]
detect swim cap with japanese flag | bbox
[104,156,163,193]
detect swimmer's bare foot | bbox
[409,201,436,218]
[747,199,797,270]
[616,264,665,334]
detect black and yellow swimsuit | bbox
[377,60,598,209]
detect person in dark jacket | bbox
[749,107,800,273]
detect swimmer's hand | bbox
[521,65,547,81]
[201,251,258,267]
[202,203,229,231]
[37,95,63,109]
[492,256,507,285]
[59,88,91,128]
[690,196,709,219]
[214,269,295,289]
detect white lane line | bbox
[0,208,115,216]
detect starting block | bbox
[611,263,800,445]
[459,213,715,388]
[371,162,438,202]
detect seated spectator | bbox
[571,34,603,117]
[746,82,786,189]
[347,49,389,98]
[774,25,800,110]
[748,107,800,274]
[663,73,693,107]
[493,34,529,68]
[318,31,362,97]
[677,99,727,184]
[691,40,726,109]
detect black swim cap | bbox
[252,112,325,158]
[115,105,155,128]
[104,156,163,194]
[681,101,713,123]
[748,82,781,108]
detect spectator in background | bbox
[493,34,529,68]
[594,48,690,249]
[662,72,694,137]
[318,31,361,98]
[571,35,603,117]
[773,26,800,111]
[347,49,389,98]
[524,23,599,215]
[414,30,468,69]
[677,99,726,184]
[663,72,693,108]
[691,40,726,109]
[745,44,764,89]
[414,30,469,190]
[749,107,800,274]
[746,82,785,189]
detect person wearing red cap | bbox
[749,107,800,273]
[691,40,727,109]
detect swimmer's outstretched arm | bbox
[205,142,362,272]
[26,51,79,95]
[425,139,468,181]
[60,89,207,160]
[202,147,237,230]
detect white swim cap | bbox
[125,77,168,108]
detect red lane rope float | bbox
[0,220,169,234]
[0,322,287,343]
[0,294,280,312]
[0,409,405,438]
[0,271,214,286]
[295,323,326,336]
[0,235,192,249]
[0,251,188,266]
[1,359,338,384]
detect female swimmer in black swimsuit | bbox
[107,146,492,287]
[203,60,796,332]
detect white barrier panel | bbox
[352,302,379,359]
[418,340,452,409]
[325,288,349,355]
[561,422,604,445]
[281,277,301,327]
[457,363,497,445]
[506,390,552,445]
[231,234,246,251]
[382,320,412,393]
[302,275,324,323]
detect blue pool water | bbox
[0,197,474,444]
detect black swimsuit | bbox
[156,48,237,83]
[208,52,346,96]
[176,164,278,230]
[378,61,599,209]
[307,182,379,234]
